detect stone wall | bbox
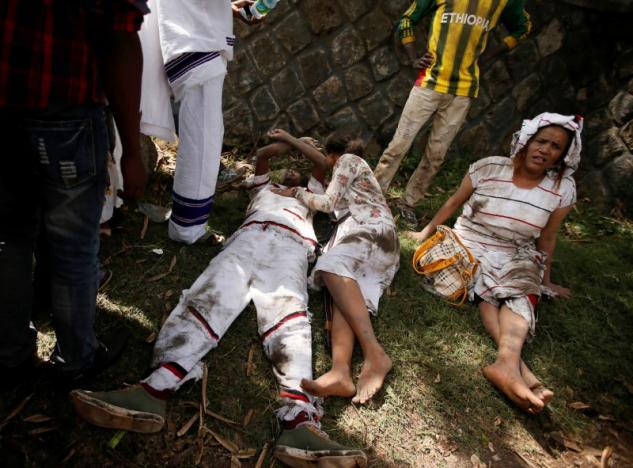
[222,0,633,215]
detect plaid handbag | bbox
[412,225,479,306]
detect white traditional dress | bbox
[295,153,400,314]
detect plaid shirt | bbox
[0,0,148,109]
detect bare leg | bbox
[479,302,553,407]
[321,272,392,404]
[482,305,544,412]
[301,304,355,398]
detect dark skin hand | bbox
[231,0,260,24]
[404,42,434,69]
[94,31,146,200]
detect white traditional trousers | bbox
[374,86,471,207]
[168,71,225,244]
[143,228,319,421]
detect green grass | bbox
[1,147,632,467]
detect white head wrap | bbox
[510,112,583,174]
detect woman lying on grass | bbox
[269,128,399,405]
[409,113,583,413]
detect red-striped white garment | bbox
[453,156,575,333]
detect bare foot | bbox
[301,369,355,398]
[352,352,393,404]
[530,384,554,407]
[519,363,554,411]
[483,361,544,412]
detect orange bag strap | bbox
[416,256,459,276]
[412,230,444,274]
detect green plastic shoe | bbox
[274,425,367,467]
[69,385,166,433]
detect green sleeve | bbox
[398,0,436,45]
[500,0,532,49]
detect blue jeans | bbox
[0,104,108,373]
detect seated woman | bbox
[409,113,582,412]
[269,128,400,405]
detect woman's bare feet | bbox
[530,384,554,407]
[301,369,355,398]
[352,352,393,404]
[519,363,554,410]
[483,361,544,412]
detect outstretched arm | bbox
[254,142,291,176]
[536,205,572,298]
[268,129,330,171]
[408,174,474,240]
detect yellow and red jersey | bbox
[399,0,531,98]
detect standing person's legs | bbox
[70,234,255,432]
[320,272,392,404]
[482,305,544,412]
[374,87,440,192]
[169,72,225,244]
[32,105,109,375]
[0,117,39,375]
[403,94,471,207]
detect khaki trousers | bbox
[374,86,471,207]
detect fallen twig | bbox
[202,366,209,410]
[177,413,199,437]
[140,215,149,240]
[203,426,239,454]
[1,393,34,429]
[246,345,255,377]
[512,449,540,468]
[600,446,613,468]
[255,442,270,468]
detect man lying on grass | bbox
[70,138,367,468]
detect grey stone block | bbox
[358,92,393,129]
[326,107,363,134]
[538,55,569,88]
[356,8,393,51]
[590,127,630,166]
[271,68,305,108]
[331,26,367,68]
[344,64,375,101]
[381,0,413,20]
[386,73,414,107]
[468,86,491,119]
[369,46,400,81]
[297,48,332,89]
[249,86,280,120]
[273,11,313,54]
[303,0,342,34]
[506,40,540,81]
[313,76,347,113]
[485,96,517,135]
[605,153,633,204]
[584,109,612,137]
[248,34,286,76]
[230,50,263,94]
[483,60,513,102]
[287,98,321,133]
[223,101,255,146]
[337,0,372,21]
[617,48,633,79]
[609,90,633,125]
[512,73,542,112]
[458,122,491,157]
[536,20,564,57]
[621,118,633,151]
